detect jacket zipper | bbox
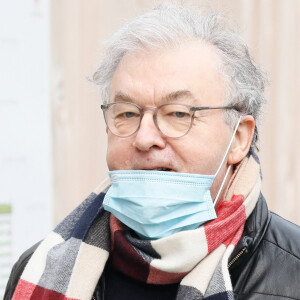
[228,247,246,269]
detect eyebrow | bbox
[112,90,199,105]
[162,90,198,105]
[113,92,136,103]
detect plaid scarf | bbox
[12,154,261,300]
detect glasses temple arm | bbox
[190,105,239,112]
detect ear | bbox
[106,126,108,134]
[228,116,255,165]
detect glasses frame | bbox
[101,102,239,138]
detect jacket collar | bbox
[228,193,271,270]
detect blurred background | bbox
[0,0,299,296]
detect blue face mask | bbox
[103,118,241,240]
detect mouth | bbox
[142,167,174,172]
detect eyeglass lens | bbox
[105,103,193,138]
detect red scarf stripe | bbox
[110,214,189,284]
[111,230,151,282]
[12,279,78,300]
[204,195,247,253]
[12,280,36,300]
[110,214,125,250]
[147,264,189,284]
[223,223,245,247]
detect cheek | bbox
[173,132,224,174]
[106,135,133,170]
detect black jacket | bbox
[4,194,300,299]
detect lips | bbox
[143,167,173,171]
[134,160,176,172]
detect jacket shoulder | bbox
[232,205,300,299]
[4,241,41,300]
[265,212,300,258]
[244,212,300,299]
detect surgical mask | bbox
[103,117,241,239]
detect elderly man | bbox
[5,3,300,300]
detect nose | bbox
[133,112,166,151]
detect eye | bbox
[158,104,191,121]
[173,111,188,118]
[124,111,137,118]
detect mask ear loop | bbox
[95,176,111,194]
[213,116,242,206]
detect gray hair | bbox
[92,3,267,150]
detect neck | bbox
[212,164,234,207]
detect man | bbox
[5,3,300,300]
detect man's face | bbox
[106,41,234,197]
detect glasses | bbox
[101,102,238,138]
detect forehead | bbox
[109,41,227,107]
